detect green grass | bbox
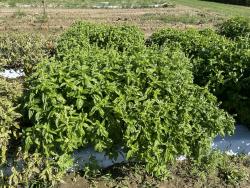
[171,0,250,17]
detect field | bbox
[0,0,249,36]
[0,0,250,188]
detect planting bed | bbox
[0,17,250,187]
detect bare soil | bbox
[0,5,220,36]
[59,159,250,188]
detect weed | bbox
[34,13,48,23]
[12,9,26,18]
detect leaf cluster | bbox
[56,21,145,56]
[0,78,22,164]
[217,17,250,39]
[0,33,54,75]
[0,151,69,187]
[149,25,250,126]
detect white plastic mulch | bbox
[213,124,250,155]
[70,148,126,172]
[0,69,24,78]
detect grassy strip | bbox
[172,0,250,17]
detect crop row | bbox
[0,17,249,187]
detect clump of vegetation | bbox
[218,17,250,39]
[22,22,234,178]
[188,151,249,186]
[56,21,145,55]
[148,28,235,89]
[149,25,250,126]
[0,151,67,187]
[0,78,22,164]
[34,13,49,23]
[0,33,53,75]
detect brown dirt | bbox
[58,160,250,188]
[0,5,218,36]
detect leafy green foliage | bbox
[0,78,22,164]
[0,151,69,187]
[221,35,250,125]
[23,32,234,178]
[0,33,54,75]
[56,22,145,56]
[0,21,244,185]
[149,27,250,126]
[218,17,250,39]
[149,28,234,89]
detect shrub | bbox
[221,43,250,124]
[0,33,54,75]
[149,28,235,89]
[0,78,66,187]
[217,17,250,39]
[56,21,145,56]
[0,151,69,187]
[23,43,234,177]
[149,28,250,126]
[236,33,250,48]
[0,78,22,164]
